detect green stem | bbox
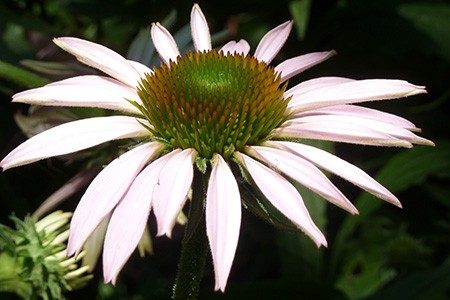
[172,170,209,300]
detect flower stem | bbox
[172,170,209,300]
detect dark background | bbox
[1,0,449,299]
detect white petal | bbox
[0,116,150,170]
[13,75,141,114]
[54,37,142,88]
[285,115,434,146]
[254,21,293,64]
[153,149,196,237]
[275,51,336,82]
[285,77,355,101]
[103,151,167,284]
[293,104,419,131]
[151,22,180,65]
[207,154,241,292]
[191,4,211,52]
[288,79,426,112]
[274,119,413,147]
[220,39,250,56]
[67,142,164,256]
[265,141,402,207]
[235,152,327,247]
[246,145,357,214]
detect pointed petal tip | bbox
[418,138,435,147]
[155,224,173,238]
[66,247,75,257]
[66,235,80,257]
[410,85,427,96]
[314,235,328,248]
[0,160,9,171]
[350,206,359,215]
[215,285,226,293]
[103,273,117,286]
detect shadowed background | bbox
[1,0,449,299]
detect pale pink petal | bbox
[13,75,141,114]
[128,60,154,78]
[285,77,355,102]
[220,40,250,56]
[207,154,241,292]
[0,116,150,170]
[54,37,142,88]
[274,120,413,148]
[103,152,167,284]
[246,145,358,214]
[67,142,165,256]
[285,115,434,146]
[275,51,336,82]
[293,104,419,131]
[151,22,180,65]
[265,141,402,207]
[254,21,293,64]
[234,152,327,247]
[288,79,426,111]
[191,4,211,52]
[153,149,196,237]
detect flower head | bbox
[0,211,92,299]
[0,3,433,292]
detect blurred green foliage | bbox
[1,0,449,299]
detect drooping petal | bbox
[246,145,358,214]
[284,115,434,146]
[254,21,293,64]
[234,152,327,247]
[67,142,165,256]
[54,37,142,88]
[207,154,241,292]
[265,141,402,207]
[293,104,419,131]
[13,75,141,114]
[153,149,196,237]
[220,39,251,56]
[151,22,180,65]
[103,152,167,284]
[191,3,211,52]
[275,51,336,82]
[0,116,150,170]
[285,77,355,102]
[288,79,426,111]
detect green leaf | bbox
[289,0,312,40]
[126,27,156,66]
[0,60,49,89]
[398,3,450,63]
[335,252,396,300]
[367,258,450,300]
[331,140,450,277]
[20,60,79,77]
